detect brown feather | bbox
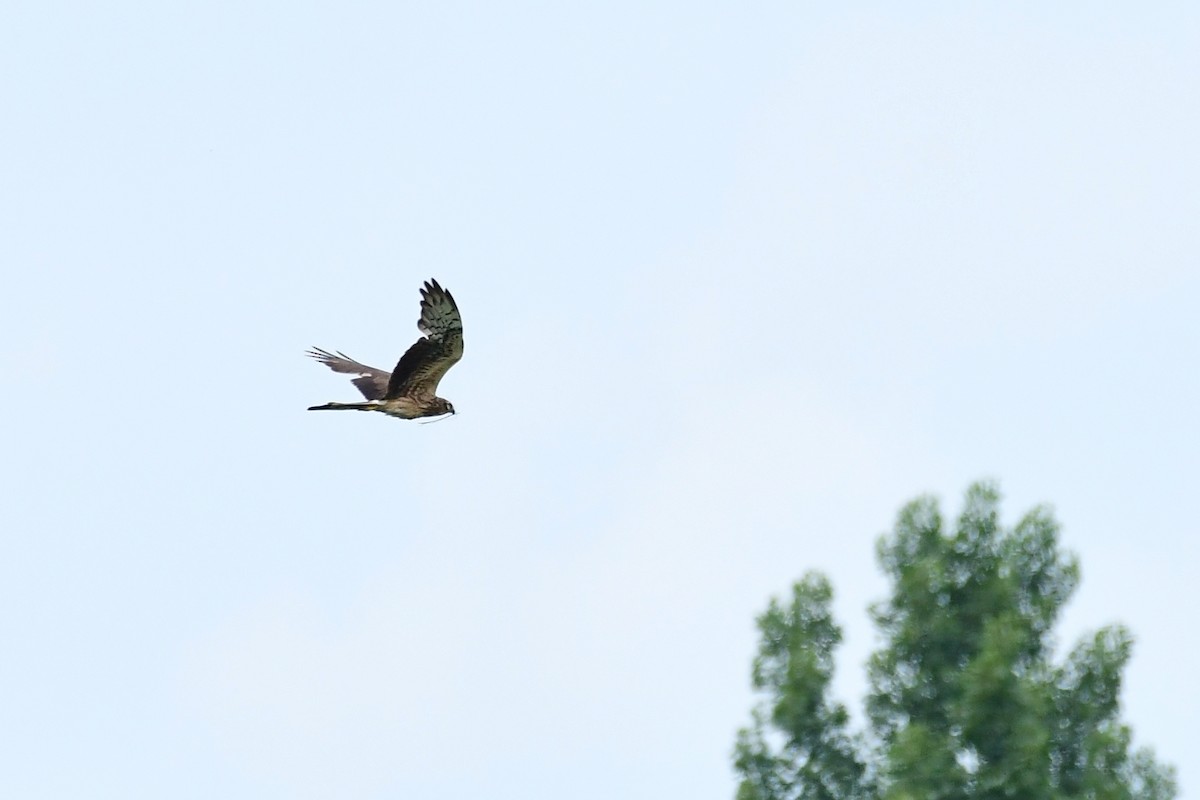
[385,280,464,399]
[307,278,463,418]
[385,333,462,399]
[307,348,391,401]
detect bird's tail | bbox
[307,401,379,412]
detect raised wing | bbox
[416,278,461,340]
[386,279,464,399]
[307,347,392,401]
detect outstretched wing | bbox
[307,348,392,401]
[386,279,464,399]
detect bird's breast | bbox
[379,397,426,420]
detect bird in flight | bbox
[307,279,463,420]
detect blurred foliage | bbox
[733,482,1176,800]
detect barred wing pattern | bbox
[307,278,463,419]
[385,279,464,400]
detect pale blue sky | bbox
[2,3,1197,798]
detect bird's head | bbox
[430,398,455,416]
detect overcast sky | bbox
[2,3,1197,799]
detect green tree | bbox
[734,482,1176,800]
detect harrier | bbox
[307,279,463,420]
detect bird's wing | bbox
[415,278,462,340]
[386,279,464,399]
[307,348,392,401]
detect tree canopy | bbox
[734,482,1176,800]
